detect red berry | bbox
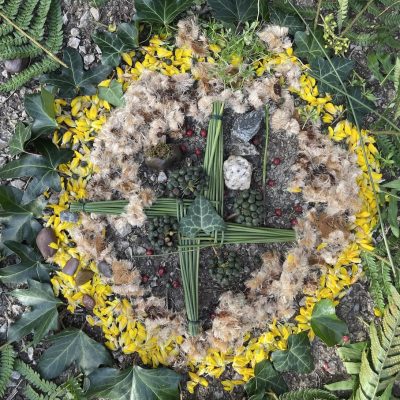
[141,274,149,283]
[186,128,193,137]
[290,218,298,226]
[146,248,154,256]
[294,204,303,213]
[172,280,180,288]
[157,266,166,277]
[342,335,350,343]
[267,179,276,187]
[272,157,281,165]
[179,144,187,153]
[322,362,330,372]
[274,208,282,217]
[195,148,202,156]
[200,129,207,138]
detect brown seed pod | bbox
[82,294,95,310]
[62,258,79,276]
[75,269,94,286]
[36,228,57,259]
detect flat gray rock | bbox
[231,109,264,143]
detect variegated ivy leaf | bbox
[179,195,226,238]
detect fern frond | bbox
[14,360,58,393]
[0,344,16,397]
[376,134,400,165]
[63,377,87,400]
[394,57,400,92]
[280,389,338,400]
[24,385,51,400]
[356,286,400,399]
[362,252,387,311]
[0,0,23,36]
[337,0,348,31]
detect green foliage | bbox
[269,9,302,35]
[86,366,182,400]
[0,0,63,92]
[344,0,400,52]
[245,360,288,399]
[293,30,325,61]
[15,360,87,400]
[362,252,394,312]
[310,299,348,346]
[337,0,348,31]
[203,21,267,88]
[179,195,226,238]
[44,48,112,98]
[280,389,338,400]
[0,241,51,283]
[98,80,125,107]
[0,140,73,196]
[92,23,138,67]
[8,122,32,156]
[309,57,354,95]
[24,87,58,138]
[0,186,44,255]
[207,0,265,25]
[38,328,112,379]
[340,287,400,399]
[0,344,16,398]
[8,279,63,345]
[134,0,194,27]
[271,332,314,374]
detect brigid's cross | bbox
[71,102,295,335]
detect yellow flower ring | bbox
[45,34,380,393]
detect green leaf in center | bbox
[310,299,348,346]
[179,195,226,238]
[271,332,314,373]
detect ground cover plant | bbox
[0,0,400,399]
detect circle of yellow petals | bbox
[44,34,381,394]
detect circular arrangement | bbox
[39,21,381,395]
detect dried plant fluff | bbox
[176,17,208,57]
[257,25,292,53]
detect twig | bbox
[0,11,68,69]
[314,0,323,31]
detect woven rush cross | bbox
[70,101,296,335]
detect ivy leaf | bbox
[271,332,314,373]
[245,360,288,397]
[93,23,139,66]
[0,141,73,193]
[310,299,348,346]
[134,0,194,26]
[86,366,182,400]
[207,0,265,25]
[0,186,45,255]
[0,241,51,284]
[346,86,374,124]
[8,280,63,345]
[38,329,112,379]
[294,30,325,61]
[179,195,226,238]
[309,57,354,94]
[24,87,58,139]
[44,48,112,98]
[99,80,125,107]
[269,9,303,35]
[8,122,31,156]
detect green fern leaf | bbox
[362,252,386,311]
[24,385,52,400]
[280,389,338,400]
[0,344,16,397]
[355,287,400,399]
[337,0,348,31]
[15,360,58,394]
